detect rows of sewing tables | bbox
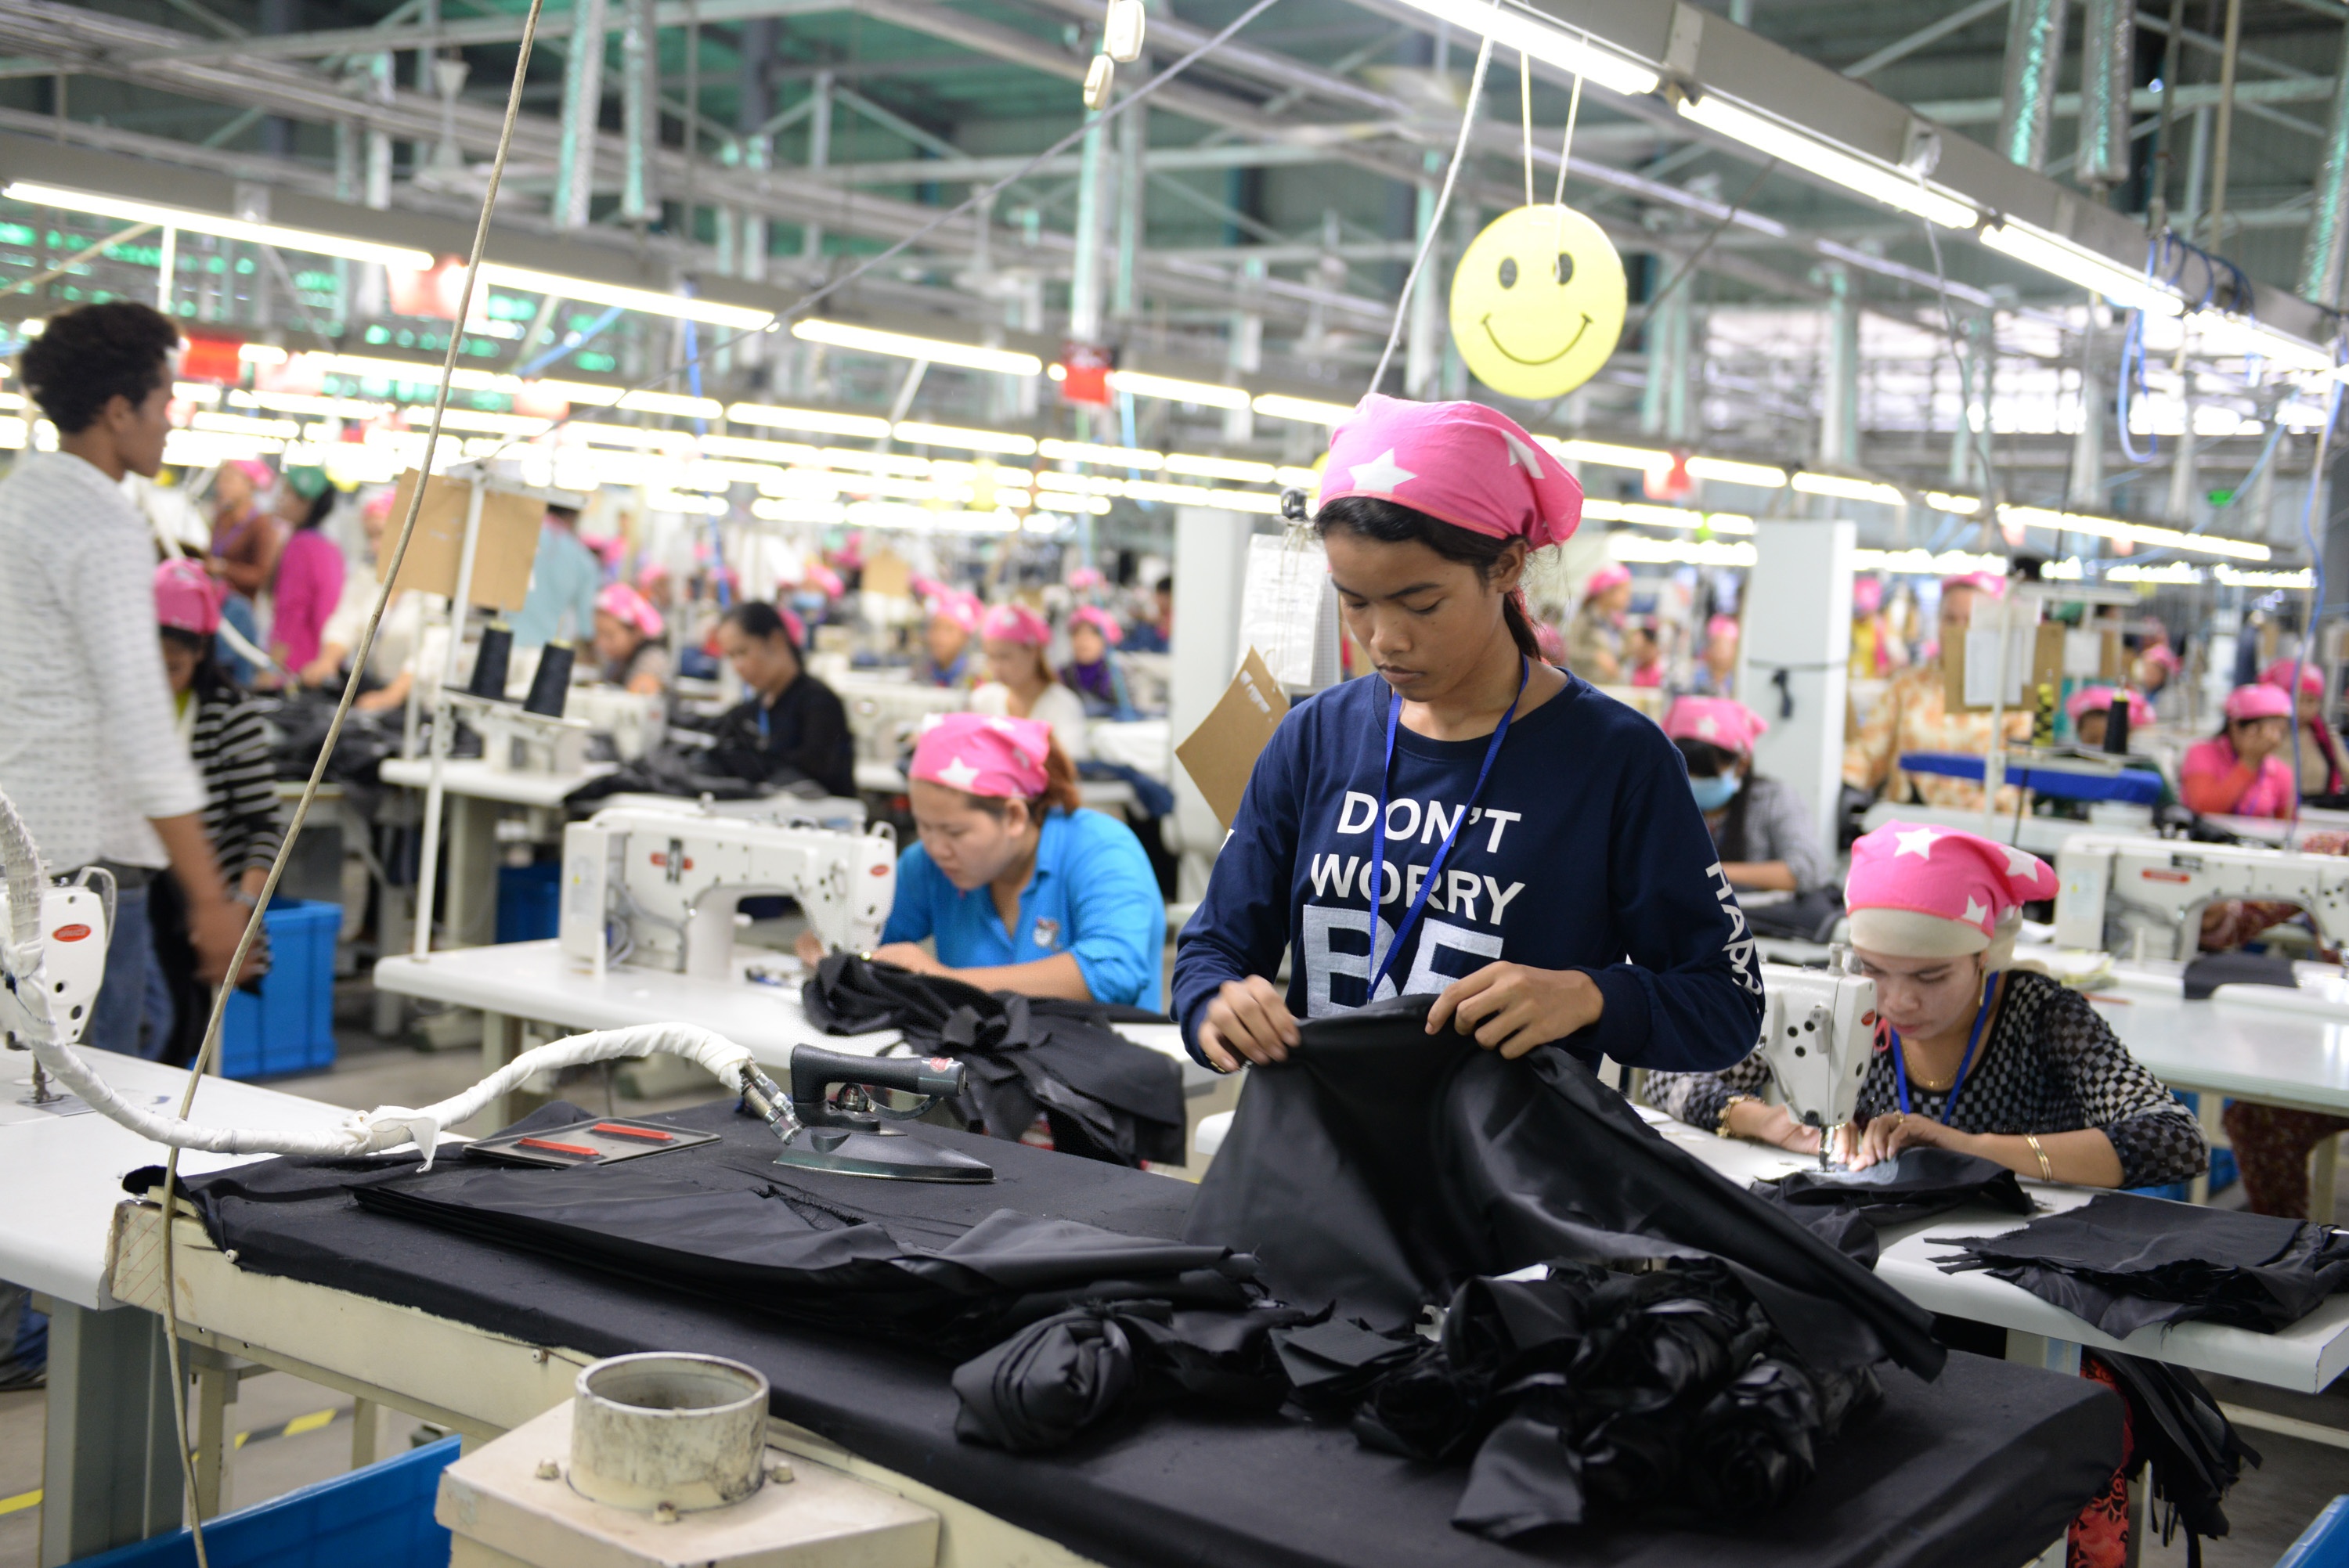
[9,974,2349,1566]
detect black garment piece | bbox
[566,747,815,806]
[1933,1191,2349,1336]
[2179,950,2300,1001]
[1185,1006,1946,1379]
[2090,1351,2259,1559]
[1347,1261,1881,1539]
[952,1299,1312,1452]
[1755,1150,2036,1268]
[173,1095,2121,1568]
[698,676,857,798]
[1743,890,1845,944]
[332,1108,1257,1357]
[803,953,1185,1167]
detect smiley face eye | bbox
[1498,257,1519,288]
[1554,252,1575,286]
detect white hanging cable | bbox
[1519,48,1537,212]
[1552,35,1586,208]
[1369,27,1497,396]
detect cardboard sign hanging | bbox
[1176,647,1290,831]
[377,470,546,610]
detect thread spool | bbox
[468,624,514,699]
[2105,691,2131,755]
[525,640,576,716]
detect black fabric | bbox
[802,953,1185,1167]
[1185,1008,1946,1379]
[1742,889,1845,943]
[2179,950,2301,1001]
[566,748,816,806]
[176,1097,2120,1568]
[1754,1149,2036,1268]
[1348,1260,1882,1537]
[2091,1351,2259,1552]
[1933,1191,2349,1336]
[699,676,857,798]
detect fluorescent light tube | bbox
[1106,370,1250,410]
[1607,535,1758,566]
[792,319,1044,376]
[1252,393,1356,425]
[1978,222,2182,316]
[1684,456,1788,488]
[1039,438,1164,466]
[893,421,1038,456]
[1925,490,1983,514]
[298,352,520,393]
[727,402,893,439]
[2186,311,2336,375]
[1793,472,1906,505]
[1997,503,2271,561]
[1552,438,1670,471]
[1164,452,1279,482]
[3,182,435,269]
[1387,0,1658,96]
[703,432,824,463]
[1673,96,1975,229]
[618,389,723,419]
[480,264,772,330]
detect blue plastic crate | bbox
[496,861,562,944]
[218,899,340,1080]
[2279,1495,2349,1568]
[70,1436,461,1568]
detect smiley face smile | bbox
[1480,311,1594,367]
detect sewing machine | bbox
[446,690,595,776]
[1753,960,1878,1168]
[831,674,969,766]
[1,869,110,1110]
[557,806,896,980]
[567,684,668,762]
[2053,831,2349,959]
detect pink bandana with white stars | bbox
[1318,394,1583,547]
[1846,820,2059,943]
[1663,697,1769,755]
[910,712,1053,799]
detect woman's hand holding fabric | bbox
[1427,965,1603,1058]
[1200,976,1299,1072]
[872,941,941,975]
[1846,1112,1966,1170]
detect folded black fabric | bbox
[1932,1191,2349,1336]
[1348,1260,1880,1539]
[803,953,1185,1167]
[1755,1150,2036,1268]
[1186,1007,1945,1379]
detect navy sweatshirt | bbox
[1172,672,1766,1072]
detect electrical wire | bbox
[1366,26,1495,398]
[152,2,550,1556]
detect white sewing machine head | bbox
[1755,960,1877,1166]
[0,874,109,1051]
[2054,830,2349,959]
[558,805,896,979]
[832,675,969,766]
[567,685,669,763]
[445,690,594,776]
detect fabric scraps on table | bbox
[1754,1148,2036,1267]
[801,953,1185,1167]
[1932,1191,2349,1336]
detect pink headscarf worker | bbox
[2261,658,2349,795]
[2063,686,2154,752]
[2181,684,2298,818]
[1178,395,1765,1083]
[918,589,982,689]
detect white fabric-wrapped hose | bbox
[28,1024,755,1170]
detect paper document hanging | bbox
[1238,534,1343,692]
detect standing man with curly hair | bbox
[0,301,254,1058]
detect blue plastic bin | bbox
[70,1436,461,1568]
[2278,1495,2349,1568]
[217,899,340,1080]
[496,862,562,944]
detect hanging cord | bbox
[1518,46,1536,212]
[467,0,1290,470]
[1920,212,2004,516]
[1623,158,1774,337]
[1366,26,1496,397]
[152,3,550,1559]
[2117,296,2156,466]
[2284,376,2341,849]
[1551,35,1585,207]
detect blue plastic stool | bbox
[2276,1495,2349,1568]
[69,1436,461,1568]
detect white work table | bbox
[377,757,618,949]
[377,755,615,808]
[1659,1106,2349,1393]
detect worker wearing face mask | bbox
[799,713,1163,1006]
[1661,697,1831,896]
[1172,395,1763,1076]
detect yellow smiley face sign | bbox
[1449,204,1627,401]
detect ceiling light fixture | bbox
[1997,503,2271,561]
[1683,456,1788,488]
[1793,472,1907,506]
[727,402,893,439]
[1039,438,1164,467]
[1386,0,1660,96]
[1251,393,1356,425]
[2185,311,2338,375]
[1550,438,1671,471]
[1978,221,2182,316]
[792,319,1044,376]
[1164,452,1279,482]
[1106,370,1251,409]
[1925,491,1983,514]
[479,264,773,330]
[893,421,1038,456]
[1672,93,1976,229]
[618,389,723,419]
[2,182,435,269]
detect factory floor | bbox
[2,981,2347,1567]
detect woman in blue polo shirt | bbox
[800,712,1165,1007]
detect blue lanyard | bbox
[1890,971,2001,1123]
[1365,659,1528,998]
[755,700,770,741]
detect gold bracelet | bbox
[2024,1133,2053,1181]
[1716,1094,1757,1137]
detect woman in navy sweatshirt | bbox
[1172,395,1764,1075]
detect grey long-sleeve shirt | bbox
[1713,774,1835,896]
